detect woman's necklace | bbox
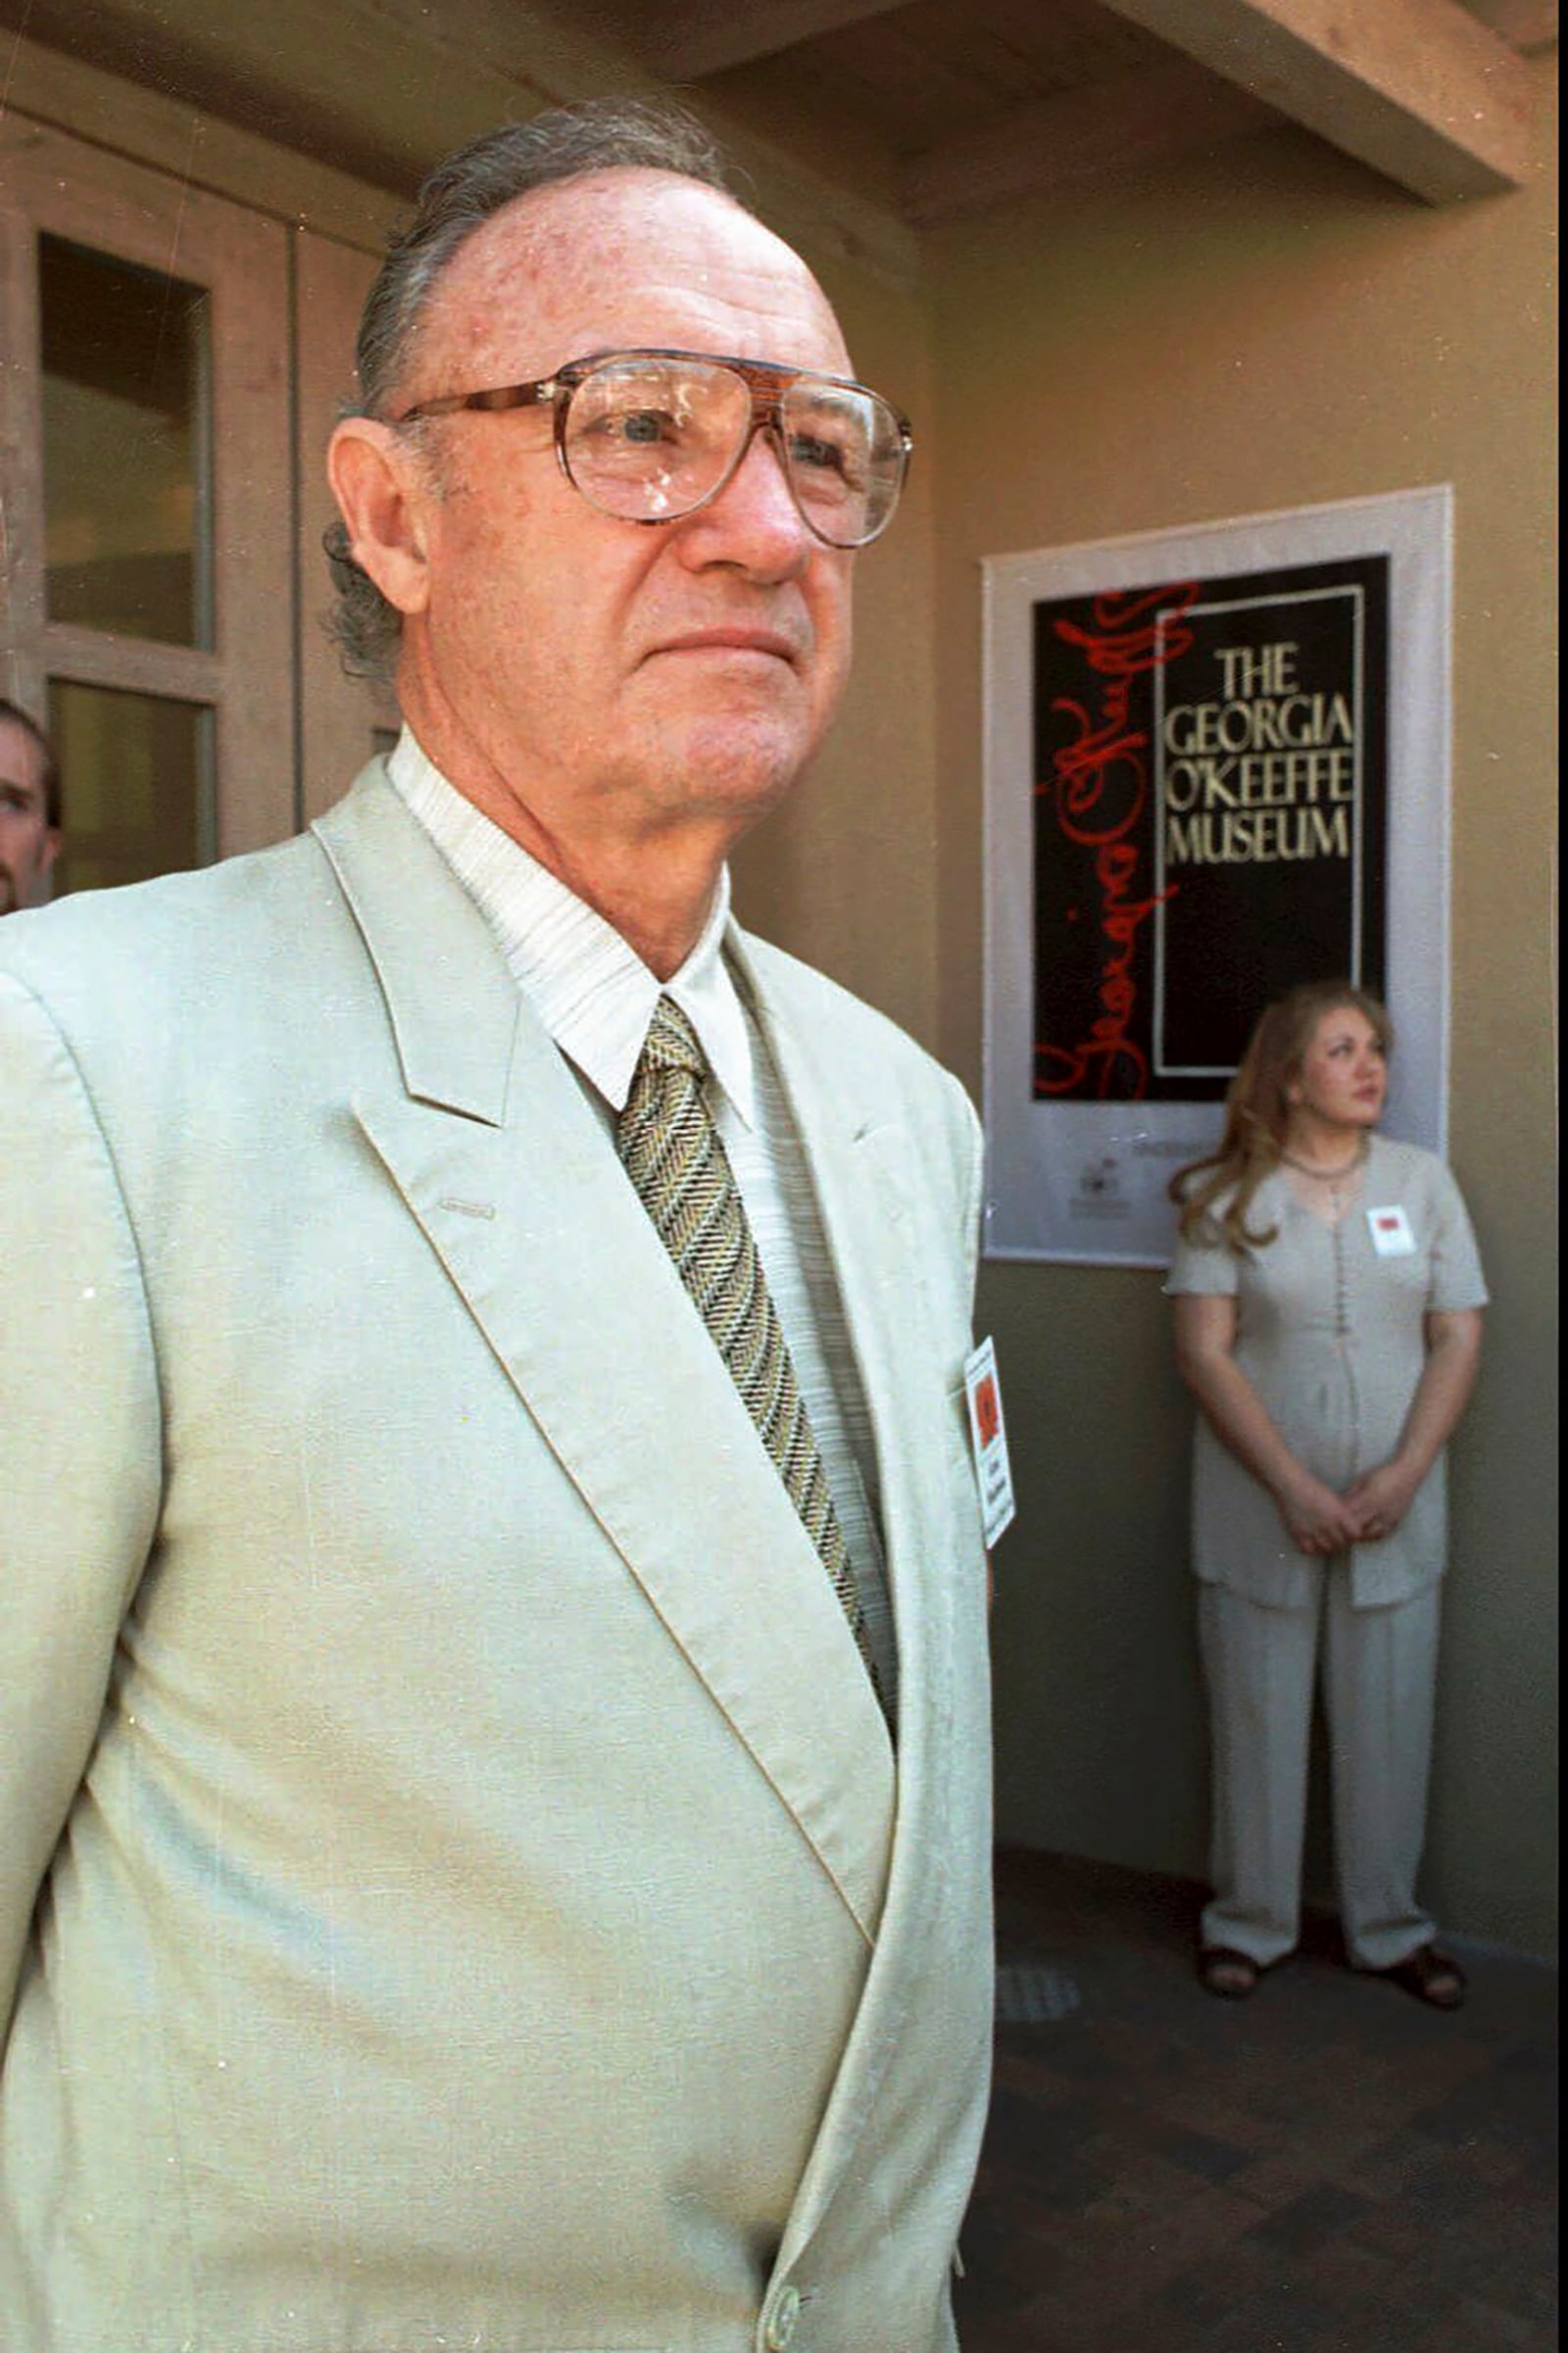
[1278,1136,1368,1200]
[1278,1140,1366,1179]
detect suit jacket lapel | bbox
[728,926,961,1787]
[729,926,967,2256]
[314,777,894,1942]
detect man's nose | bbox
[678,426,813,577]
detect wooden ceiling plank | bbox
[641,0,906,83]
[889,15,1057,106]
[937,0,1168,89]
[804,13,1005,119]
[901,57,1273,225]
[1087,0,1538,201]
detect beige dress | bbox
[1169,1136,1488,1610]
[1166,1137,1487,1968]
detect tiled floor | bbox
[953,1847,1558,2352]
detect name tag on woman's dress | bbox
[1367,1204,1417,1256]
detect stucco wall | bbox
[731,247,940,1050]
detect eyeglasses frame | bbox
[391,347,914,548]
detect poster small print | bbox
[983,491,1451,1265]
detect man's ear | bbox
[326,419,434,616]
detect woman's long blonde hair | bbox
[1169,981,1394,1251]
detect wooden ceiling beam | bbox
[639,0,905,83]
[1462,0,1558,53]
[1087,0,1538,201]
[901,58,1274,228]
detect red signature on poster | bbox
[1034,583,1200,1098]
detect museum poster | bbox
[983,492,1450,1263]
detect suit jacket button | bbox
[764,2281,802,2349]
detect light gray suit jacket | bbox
[0,770,994,2353]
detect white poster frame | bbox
[981,486,1452,1267]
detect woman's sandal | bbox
[1376,1943,1467,2010]
[1198,1945,1260,2000]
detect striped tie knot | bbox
[641,994,706,1077]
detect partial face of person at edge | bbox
[385,171,867,849]
[0,718,59,916]
[1288,1004,1388,1139]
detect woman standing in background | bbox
[1167,982,1486,2006]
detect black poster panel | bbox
[1032,556,1389,1103]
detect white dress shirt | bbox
[386,731,898,1712]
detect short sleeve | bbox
[1164,1219,1241,1299]
[1427,1161,1489,1312]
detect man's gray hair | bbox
[324,97,740,679]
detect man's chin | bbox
[671,754,804,834]
[668,711,818,809]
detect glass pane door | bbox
[41,235,214,650]
[0,115,293,895]
[48,680,215,895]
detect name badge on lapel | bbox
[1367,1204,1417,1257]
[963,1337,1016,1546]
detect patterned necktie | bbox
[617,995,882,1704]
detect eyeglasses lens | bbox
[781,381,902,546]
[562,358,903,546]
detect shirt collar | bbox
[384,728,757,1125]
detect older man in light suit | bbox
[0,102,994,2353]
